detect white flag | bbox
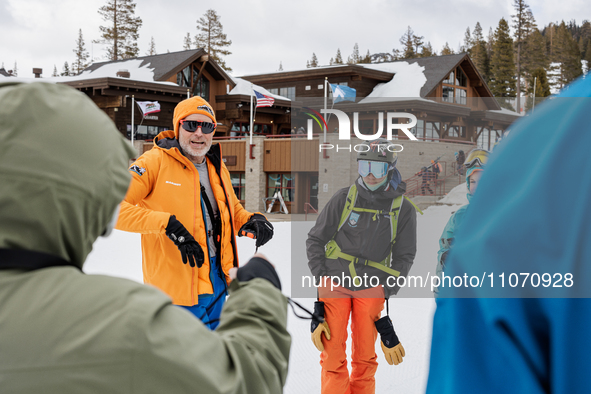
[136,101,161,115]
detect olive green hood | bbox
[0,82,135,267]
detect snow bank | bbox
[438,182,469,205]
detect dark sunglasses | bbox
[180,120,216,134]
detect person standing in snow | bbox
[433,148,489,295]
[116,95,274,329]
[307,138,418,394]
[0,82,290,393]
[427,75,591,393]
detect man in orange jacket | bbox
[116,96,274,329]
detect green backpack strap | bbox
[337,184,357,232]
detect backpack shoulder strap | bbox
[337,184,357,232]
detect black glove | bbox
[165,215,204,268]
[375,316,405,365]
[238,213,274,248]
[236,256,281,290]
[310,301,326,333]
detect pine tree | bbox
[421,42,435,57]
[522,28,548,83]
[306,60,310,68]
[334,49,343,64]
[441,42,455,55]
[487,27,494,58]
[12,61,18,77]
[348,43,361,64]
[585,40,591,66]
[97,0,142,60]
[194,9,232,72]
[73,29,90,75]
[52,65,58,77]
[512,0,533,114]
[525,67,551,110]
[61,62,71,77]
[489,18,516,109]
[461,27,472,53]
[146,36,156,56]
[278,61,283,71]
[400,26,416,59]
[552,21,582,88]
[309,53,319,67]
[360,50,372,63]
[471,22,490,81]
[183,33,192,50]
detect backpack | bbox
[324,184,422,280]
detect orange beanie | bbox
[173,96,217,137]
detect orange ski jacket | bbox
[116,130,253,306]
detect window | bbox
[267,174,294,203]
[176,66,190,87]
[443,71,455,84]
[455,88,467,105]
[280,87,296,100]
[442,86,454,103]
[410,119,425,139]
[268,88,278,95]
[455,67,467,87]
[127,125,167,140]
[230,173,245,202]
[442,67,469,105]
[229,122,271,136]
[339,82,348,87]
[193,74,210,102]
[447,126,466,138]
[477,127,490,150]
[425,122,440,141]
[358,120,374,135]
[305,85,311,90]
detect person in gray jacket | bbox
[0,81,290,394]
[306,138,418,394]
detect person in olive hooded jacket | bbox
[0,81,290,394]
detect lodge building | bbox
[59,49,520,215]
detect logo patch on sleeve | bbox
[130,165,146,176]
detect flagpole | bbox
[131,95,135,147]
[250,83,254,145]
[324,77,328,143]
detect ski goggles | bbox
[180,120,216,134]
[464,149,489,169]
[358,160,390,178]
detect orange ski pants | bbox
[319,285,384,394]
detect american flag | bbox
[254,90,275,108]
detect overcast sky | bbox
[1,0,589,79]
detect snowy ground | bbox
[84,195,464,393]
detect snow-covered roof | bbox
[228,77,291,101]
[357,61,429,103]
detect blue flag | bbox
[330,84,356,103]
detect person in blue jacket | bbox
[433,148,489,295]
[427,74,591,394]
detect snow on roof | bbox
[358,61,428,103]
[228,77,291,101]
[489,107,522,116]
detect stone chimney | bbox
[33,68,42,78]
[116,69,130,78]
